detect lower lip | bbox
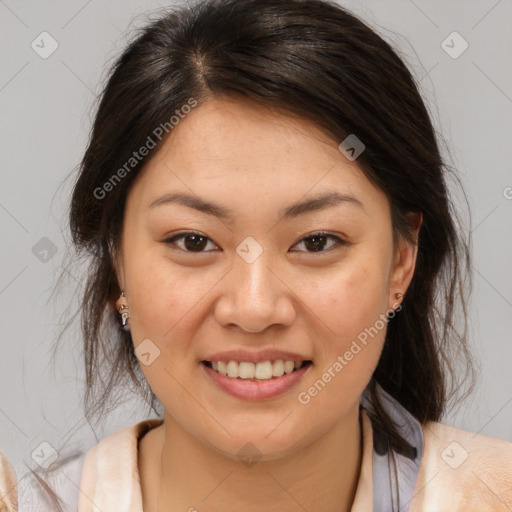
[201,362,312,401]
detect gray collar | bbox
[360,382,425,512]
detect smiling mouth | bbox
[201,360,313,382]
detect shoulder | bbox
[17,452,86,512]
[0,451,17,511]
[78,419,163,510]
[409,421,512,511]
[0,420,163,512]
[0,448,85,512]
[81,418,163,464]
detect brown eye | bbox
[164,232,218,253]
[291,232,346,253]
[164,231,346,254]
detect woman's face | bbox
[114,96,420,460]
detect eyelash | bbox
[163,231,346,254]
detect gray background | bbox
[1,0,511,477]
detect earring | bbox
[116,291,130,332]
[392,291,404,312]
[387,291,404,320]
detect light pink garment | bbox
[75,411,512,512]
[0,453,17,512]
[410,420,512,511]
[76,412,374,512]
[2,411,511,511]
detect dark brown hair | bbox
[56,0,475,471]
[23,1,480,509]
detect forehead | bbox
[128,96,389,218]
[170,97,340,160]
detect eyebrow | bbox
[148,191,364,222]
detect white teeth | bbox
[284,360,295,374]
[217,361,228,376]
[227,361,239,378]
[254,361,273,380]
[272,360,285,377]
[239,362,255,379]
[208,359,306,380]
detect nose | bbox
[214,251,296,333]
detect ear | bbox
[110,241,126,296]
[388,211,422,308]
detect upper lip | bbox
[202,349,311,364]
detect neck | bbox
[139,403,363,512]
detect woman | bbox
[1,0,511,510]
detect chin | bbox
[199,422,313,463]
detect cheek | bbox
[295,269,388,422]
[304,259,389,346]
[116,234,197,409]
[123,253,210,406]
[124,246,206,340]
